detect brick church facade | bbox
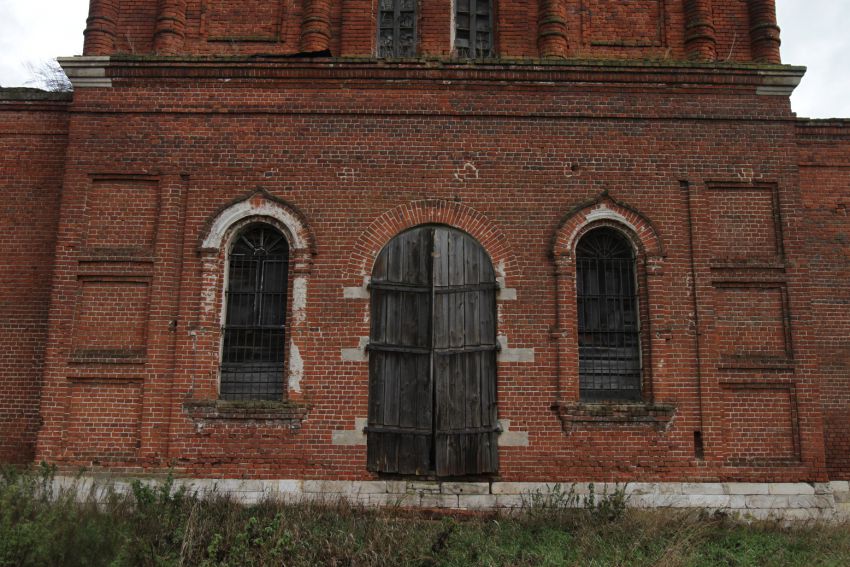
[2,0,849,512]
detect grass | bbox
[1,465,849,567]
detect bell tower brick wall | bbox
[81,0,780,63]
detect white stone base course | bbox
[52,477,850,522]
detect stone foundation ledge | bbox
[52,477,850,522]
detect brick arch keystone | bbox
[349,199,515,283]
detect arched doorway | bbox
[366,226,499,476]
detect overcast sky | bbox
[1,1,848,119]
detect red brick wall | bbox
[30,61,830,483]
[86,0,769,62]
[0,91,69,464]
[797,119,850,480]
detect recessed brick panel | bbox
[723,386,799,465]
[66,381,143,461]
[583,0,664,47]
[85,179,159,254]
[205,0,285,41]
[714,285,790,361]
[72,280,150,358]
[709,186,781,264]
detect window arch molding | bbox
[551,194,664,409]
[197,191,316,400]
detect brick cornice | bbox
[59,55,805,95]
[0,88,72,112]
[796,119,850,140]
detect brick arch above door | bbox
[347,199,517,291]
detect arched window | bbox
[454,0,494,58]
[378,0,417,57]
[221,224,290,401]
[576,227,642,401]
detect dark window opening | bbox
[378,0,417,57]
[577,227,642,402]
[221,224,289,401]
[455,0,494,59]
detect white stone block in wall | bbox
[272,479,303,496]
[354,482,389,495]
[743,509,781,521]
[682,483,725,495]
[407,481,441,494]
[497,420,530,447]
[303,480,343,493]
[385,493,418,507]
[769,483,815,496]
[727,496,748,509]
[332,418,368,446]
[629,493,692,508]
[420,494,459,508]
[725,483,770,495]
[624,483,659,496]
[493,495,525,509]
[458,495,497,510]
[385,481,408,494]
[360,493,389,507]
[745,495,790,509]
[834,490,850,504]
[441,482,490,495]
[786,495,834,509]
[683,495,732,509]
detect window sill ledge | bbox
[554,402,677,432]
[182,400,310,426]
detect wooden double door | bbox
[366,226,499,477]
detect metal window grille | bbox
[221,225,289,401]
[576,228,642,402]
[455,0,494,59]
[378,0,417,57]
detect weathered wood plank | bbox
[467,352,481,429]
[388,235,403,283]
[448,228,465,287]
[398,354,416,428]
[382,353,400,427]
[416,355,432,430]
[433,227,449,287]
[368,351,385,423]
